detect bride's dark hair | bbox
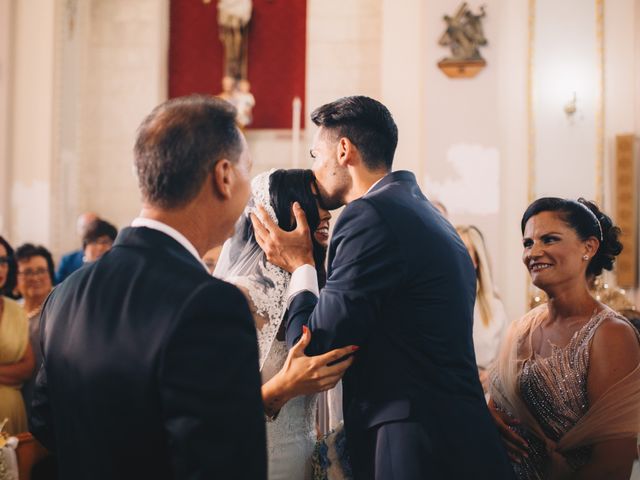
[268,169,328,288]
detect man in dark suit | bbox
[252,96,514,479]
[30,96,266,479]
[54,212,98,284]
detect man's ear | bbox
[212,159,233,200]
[336,137,357,167]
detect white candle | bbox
[291,96,302,168]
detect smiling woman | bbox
[520,198,621,287]
[488,197,640,480]
[0,236,34,435]
[14,243,55,419]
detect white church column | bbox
[9,0,58,246]
[380,0,426,176]
[496,0,530,321]
[0,0,14,234]
[76,0,169,240]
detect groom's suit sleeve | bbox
[286,198,406,354]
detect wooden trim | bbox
[614,134,638,287]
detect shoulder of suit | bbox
[341,195,380,218]
[334,197,391,235]
[61,250,82,261]
[186,275,249,306]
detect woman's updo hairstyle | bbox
[520,197,622,277]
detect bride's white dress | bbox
[215,169,319,480]
[261,340,317,480]
[227,275,318,480]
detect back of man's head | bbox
[134,95,241,209]
[310,96,398,172]
[76,212,99,237]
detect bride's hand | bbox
[262,326,357,416]
[278,326,357,398]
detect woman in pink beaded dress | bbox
[489,197,640,479]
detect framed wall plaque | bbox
[614,134,638,287]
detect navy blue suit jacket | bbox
[55,249,84,284]
[31,227,266,480]
[287,171,513,478]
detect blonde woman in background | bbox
[456,225,508,392]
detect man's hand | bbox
[250,202,315,272]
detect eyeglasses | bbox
[18,267,49,278]
[0,256,11,265]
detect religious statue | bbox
[217,76,255,128]
[437,3,488,78]
[218,0,252,81]
[215,0,255,127]
[234,79,256,127]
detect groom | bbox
[252,96,514,479]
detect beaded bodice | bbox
[510,309,615,479]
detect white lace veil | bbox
[214,169,291,370]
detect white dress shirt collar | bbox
[131,217,208,271]
[365,174,387,195]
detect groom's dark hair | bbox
[134,95,242,208]
[310,95,398,172]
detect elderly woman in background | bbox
[82,219,118,263]
[489,197,640,479]
[0,236,35,434]
[456,225,508,392]
[15,243,55,417]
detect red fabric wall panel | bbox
[169,0,306,129]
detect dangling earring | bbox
[582,255,589,261]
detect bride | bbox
[215,168,353,479]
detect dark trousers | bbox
[353,420,439,480]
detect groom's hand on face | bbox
[251,202,315,273]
